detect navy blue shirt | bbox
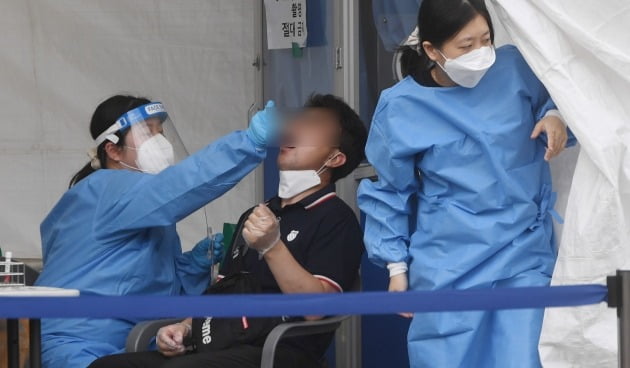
[219,184,364,360]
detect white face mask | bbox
[278,153,339,199]
[437,46,496,88]
[124,134,175,174]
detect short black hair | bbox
[304,94,367,183]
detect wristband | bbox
[544,109,566,125]
[258,234,281,259]
[387,262,408,278]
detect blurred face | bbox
[277,108,343,173]
[423,14,492,63]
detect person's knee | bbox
[87,352,167,368]
[158,356,197,368]
[159,361,183,368]
[86,355,111,368]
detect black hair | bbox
[400,0,495,85]
[304,94,368,183]
[69,95,151,188]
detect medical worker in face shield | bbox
[357,0,576,367]
[35,95,277,368]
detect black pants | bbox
[88,344,321,368]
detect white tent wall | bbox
[0,0,259,258]
[490,1,630,366]
[486,2,580,247]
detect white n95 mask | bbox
[278,153,339,199]
[438,46,496,88]
[134,134,175,174]
[278,170,321,199]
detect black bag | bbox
[191,210,284,352]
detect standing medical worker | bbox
[358,1,575,367]
[35,95,277,368]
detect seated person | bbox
[89,94,368,368]
[35,95,275,368]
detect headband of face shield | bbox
[93,102,180,174]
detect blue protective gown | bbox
[358,45,576,368]
[35,131,265,368]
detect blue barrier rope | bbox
[0,284,607,319]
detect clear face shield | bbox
[94,102,188,174]
[93,102,220,281]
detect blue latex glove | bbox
[191,233,225,266]
[247,100,278,147]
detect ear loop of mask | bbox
[118,160,141,172]
[437,49,450,61]
[435,49,451,70]
[116,143,143,172]
[316,151,341,176]
[113,127,146,172]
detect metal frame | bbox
[255,0,363,365]
[260,315,350,368]
[6,319,19,368]
[125,318,182,353]
[125,272,627,367]
[331,2,363,367]
[125,316,349,367]
[608,270,630,368]
[251,0,265,204]
[333,0,361,218]
[2,263,43,368]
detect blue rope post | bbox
[608,270,630,368]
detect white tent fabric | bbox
[485,3,580,248]
[0,1,260,258]
[491,1,630,366]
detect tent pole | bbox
[609,270,630,368]
[620,271,630,368]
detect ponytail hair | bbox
[399,45,429,80]
[69,95,151,188]
[400,0,495,84]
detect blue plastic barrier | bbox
[0,284,607,319]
